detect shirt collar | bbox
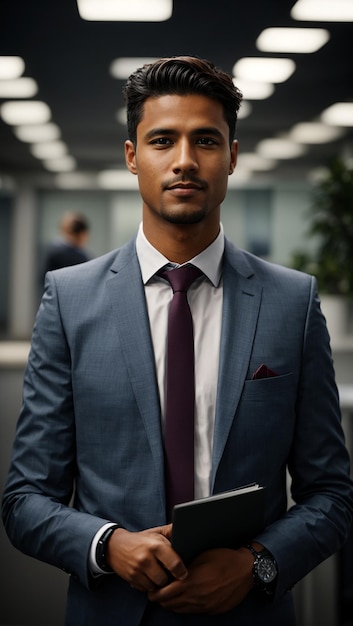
[136,222,224,287]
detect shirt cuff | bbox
[89,522,118,576]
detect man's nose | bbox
[172,139,199,173]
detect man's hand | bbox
[148,546,254,614]
[106,524,188,592]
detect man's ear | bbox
[125,140,137,174]
[229,140,238,175]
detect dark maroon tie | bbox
[159,265,202,521]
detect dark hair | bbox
[123,55,242,146]
[61,213,90,236]
[70,215,89,235]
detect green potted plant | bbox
[291,157,353,339]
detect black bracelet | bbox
[96,524,120,573]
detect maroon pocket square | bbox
[251,363,278,380]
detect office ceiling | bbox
[0,0,353,186]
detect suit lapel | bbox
[211,241,263,491]
[106,240,165,506]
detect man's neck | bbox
[142,220,220,264]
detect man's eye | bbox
[197,137,217,145]
[150,137,172,145]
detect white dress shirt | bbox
[90,223,224,573]
[136,223,223,499]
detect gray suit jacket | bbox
[2,236,353,625]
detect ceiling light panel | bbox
[116,108,127,125]
[233,58,296,83]
[30,141,68,160]
[237,101,252,120]
[228,168,252,187]
[0,56,25,79]
[0,78,38,98]
[291,0,353,21]
[55,173,98,189]
[257,138,307,159]
[14,123,61,143]
[321,103,353,126]
[233,78,274,100]
[43,156,76,172]
[256,28,330,53]
[0,101,51,125]
[98,169,139,189]
[237,153,277,170]
[77,0,172,21]
[110,57,159,79]
[289,122,344,143]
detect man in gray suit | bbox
[2,56,353,625]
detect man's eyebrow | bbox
[193,127,224,138]
[144,127,224,139]
[145,128,173,139]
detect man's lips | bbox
[166,182,204,191]
[162,176,207,192]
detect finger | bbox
[128,546,176,589]
[129,570,165,593]
[148,584,201,614]
[155,547,188,582]
[145,523,172,540]
[160,523,173,540]
[148,579,183,603]
[146,563,170,589]
[143,531,187,581]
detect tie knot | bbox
[159,265,202,293]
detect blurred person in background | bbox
[42,211,91,277]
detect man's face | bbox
[125,94,238,233]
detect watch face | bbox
[256,555,277,584]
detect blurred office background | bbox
[0,1,353,624]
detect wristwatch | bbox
[245,544,278,595]
[96,524,120,573]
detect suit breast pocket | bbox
[216,372,298,488]
[236,372,297,446]
[243,370,295,410]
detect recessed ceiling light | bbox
[14,123,61,143]
[228,167,252,187]
[77,0,172,21]
[321,103,353,126]
[116,107,127,125]
[43,156,76,172]
[289,122,344,143]
[233,58,296,83]
[55,173,98,189]
[110,57,159,80]
[256,27,330,53]
[257,138,307,159]
[233,77,274,100]
[237,153,277,170]
[0,101,51,125]
[237,101,252,120]
[30,141,68,160]
[0,78,38,98]
[0,56,25,79]
[98,169,139,189]
[291,0,353,21]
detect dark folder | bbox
[171,483,266,564]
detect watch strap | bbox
[96,524,120,573]
[245,544,259,560]
[244,544,277,596]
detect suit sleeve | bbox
[2,272,111,590]
[254,276,353,599]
